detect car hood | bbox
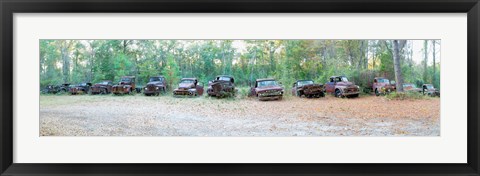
[93,84,106,87]
[256,86,283,92]
[147,81,164,86]
[377,82,395,87]
[404,87,421,91]
[301,83,323,88]
[336,81,356,87]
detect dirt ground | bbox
[40,94,440,136]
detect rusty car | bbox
[42,85,60,94]
[207,75,236,98]
[402,83,422,93]
[112,76,136,95]
[144,76,167,96]
[291,80,325,98]
[173,78,204,97]
[58,83,71,93]
[422,84,440,97]
[325,76,360,98]
[69,82,92,95]
[369,77,396,96]
[90,80,113,95]
[249,78,284,101]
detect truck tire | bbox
[335,89,341,98]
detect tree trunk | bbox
[393,40,404,92]
[423,40,428,83]
[432,40,436,85]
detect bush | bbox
[385,91,426,100]
[236,87,251,99]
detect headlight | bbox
[156,87,159,90]
[145,88,147,90]
[123,86,127,88]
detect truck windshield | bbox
[100,81,110,85]
[258,80,278,87]
[403,83,416,88]
[217,77,231,82]
[181,79,194,84]
[297,80,314,86]
[149,77,164,82]
[335,77,349,82]
[426,85,434,89]
[377,78,389,83]
[121,78,131,82]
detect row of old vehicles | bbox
[42,75,440,101]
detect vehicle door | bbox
[196,82,204,95]
[250,81,258,96]
[292,83,297,96]
[373,78,378,90]
[325,78,335,93]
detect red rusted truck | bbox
[249,78,284,101]
[325,76,360,98]
[367,77,396,96]
[173,78,204,96]
[69,83,92,95]
[144,76,167,96]
[90,80,113,95]
[291,80,325,98]
[112,76,136,95]
[207,75,235,98]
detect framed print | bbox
[1,0,479,175]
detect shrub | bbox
[385,91,427,100]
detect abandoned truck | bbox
[112,76,136,95]
[90,80,113,95]
[58,83,71,93]
[291,80,325,98]
[207,75,236,97]
[249,78,284,101]
[42,85,61,94]
[69,83,92,95]
[368,77,396,96]
[402,83,422,93]
[173,78,204,96]
[325,76,360,98]
[422,84,440,97]
[144,76,167,96]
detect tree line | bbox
[40,39,440,91]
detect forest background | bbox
[39,39,440,91]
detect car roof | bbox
[122,76,135,79]
[181,78,197,80]
[256,78,276,82]
[330,76,347,78]
[216,75,233,78]
[296,79,313,82]
[151,76,165,78]
[374,77,387,79]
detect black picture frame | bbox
[1,0,479,175]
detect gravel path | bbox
[40,94,440,136]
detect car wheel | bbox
[335,89,341,98]
[375,89,380,96]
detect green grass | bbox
[384,91,430,100]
